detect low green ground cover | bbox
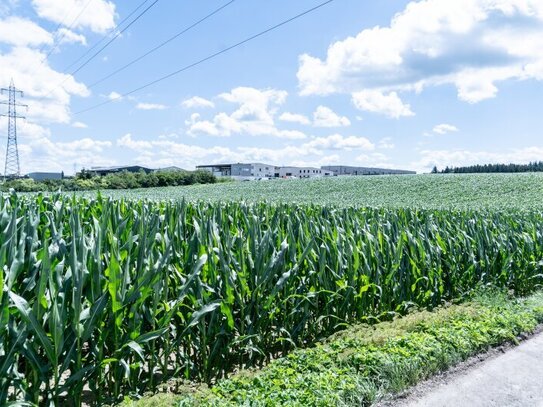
[125,290,543,406]
[86,173,543,211]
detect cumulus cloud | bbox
[17,122,114,173]
[412,146,543,173]
[0,47,89,123]
[72,121,88,128]
[312,106,351,127]
[182,96,215,109]
[136,102,168,110]
[32,0,117,34]
[378,137,395,149]
[57,28,86,45]
[352,90,414,118]
[356,152,393,168]
[0,16,52,47]
[298,0,543,107]
[107,91,122,101]
[116,132,380,170]
[185,87,306,139]
[303,134,374,152]
[116,133,312,169]
[433,123,459,134]
[279,112,311,125]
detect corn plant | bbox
[0,192,542,405]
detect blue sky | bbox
[1,0,543,174]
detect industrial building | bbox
[88,165,154,176]
[278,166,334,178]
[26,172,64,181]
[197,163,279,179]
[321,165,416,176]
[197,162,416,179]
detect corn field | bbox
[1,192,542,405]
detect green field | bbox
[2,173,543,405]
[85,173,543,210]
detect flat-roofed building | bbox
[87,165,154,176]
[27,172,64,181]
[321,165,416,175]
[197,163,278,179]
[278,166,334,178]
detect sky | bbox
[1,0,543,174]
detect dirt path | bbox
[392,332,543,407]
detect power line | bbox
[74,0,335,115]
[63,0,154,72]
[43,0,161,99]
[69,0,161,77]
[88,0,236,89]
[38,7,76,55]
[41,0,95,64]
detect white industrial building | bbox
[278,166,334,178]
[321,165,416,175]
[196,162,415,180]
[197,163,279,179]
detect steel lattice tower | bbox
[1,80,26,179]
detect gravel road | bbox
[392,332,543,407]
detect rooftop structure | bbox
[197,163,278,179]
[278,166,334,178]
[321,165,416,176]
[27,172,64,181]
[87,165,154,176]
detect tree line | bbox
[0,169,219,192]
[431,161,543,174]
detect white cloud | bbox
[433,123,458,134]
[412,146,543,173]
[32,0,117,34]
[185,87,305,139]
[279,112,311,125]
[72,121,88,128]
[378,137,395,149]
[356,152,393,168]
[57,28,86,45]
[0,16,52,47]
[352,90,414,118]
[136,102,168,110]
[17,122,114,173]
[0,47,89,124]
[298,0,543,105]
[303,134,374,152]
[182,96,215,109]
[116,132,377,170]
[312,106,351,127]
[107,91,122,101]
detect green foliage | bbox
[438,161,543,174]
[0,169,216,192]
[85,173,543,211]
[1,192,543,405]
[132,291,543,406]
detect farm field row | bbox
[81,173,543,211]
[127,290,543,406]
[1,192,543,405]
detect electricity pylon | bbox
[1,79,27,179]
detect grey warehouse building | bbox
[321,165,416,175]
[27,172,64,181]
[197,163,278,178]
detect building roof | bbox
[90,165,153,171]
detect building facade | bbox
[27,172,64,181]
[197,163,278,178]
[278,167,334,178]
[321,165,416,175]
